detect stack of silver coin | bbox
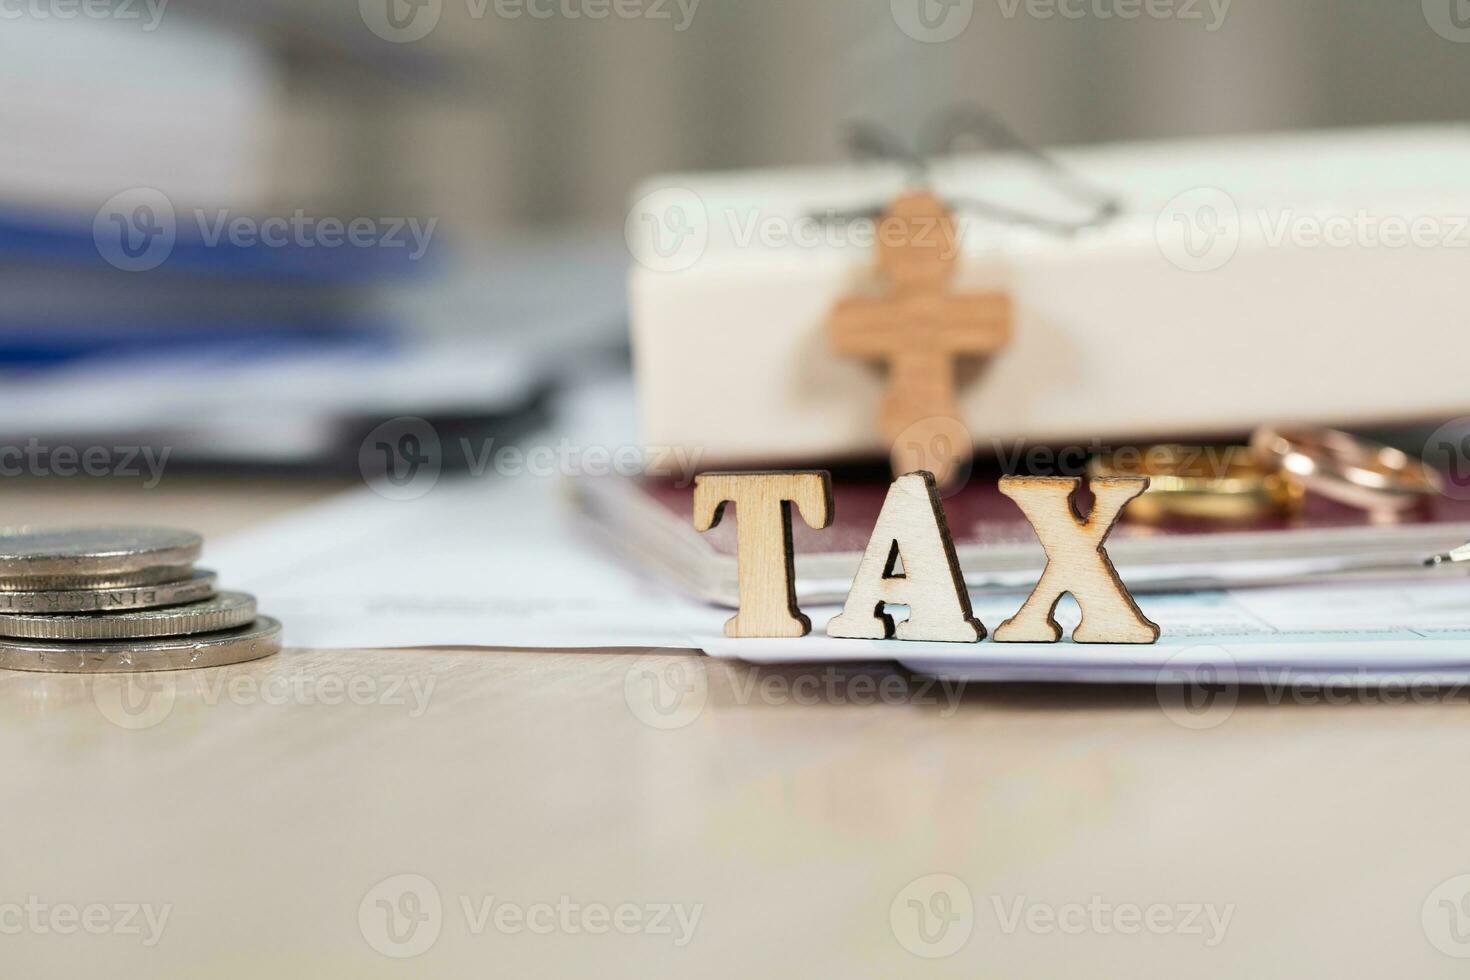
[0,527,281,673]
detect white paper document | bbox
[210,476,722,651]
[212,472,1470,685]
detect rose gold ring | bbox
[1250,426,1444,513]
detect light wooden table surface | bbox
[5,478,1470,978]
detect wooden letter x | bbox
[693,472,833,638]
[993,477,1160,645]
[827,472,984,643]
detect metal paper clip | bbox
[813,103,1122,236]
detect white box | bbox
[630,126,1470,464]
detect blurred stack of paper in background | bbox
[0,15,271,207]
[0,12,628,471]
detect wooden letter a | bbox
[827,472,984,643]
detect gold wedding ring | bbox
[1250,426,1444,514]
[1089,445,1303,523]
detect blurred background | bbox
[3,0,1469,477]
[15,0,1465,225]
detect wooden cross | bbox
[828,190,1012,486]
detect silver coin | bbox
[0,616,282,673]
[0,527,201,584]
[0,592,256,641]
[0,569,217,614]
[0,563,197,592]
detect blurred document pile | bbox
[0,13,623,471]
